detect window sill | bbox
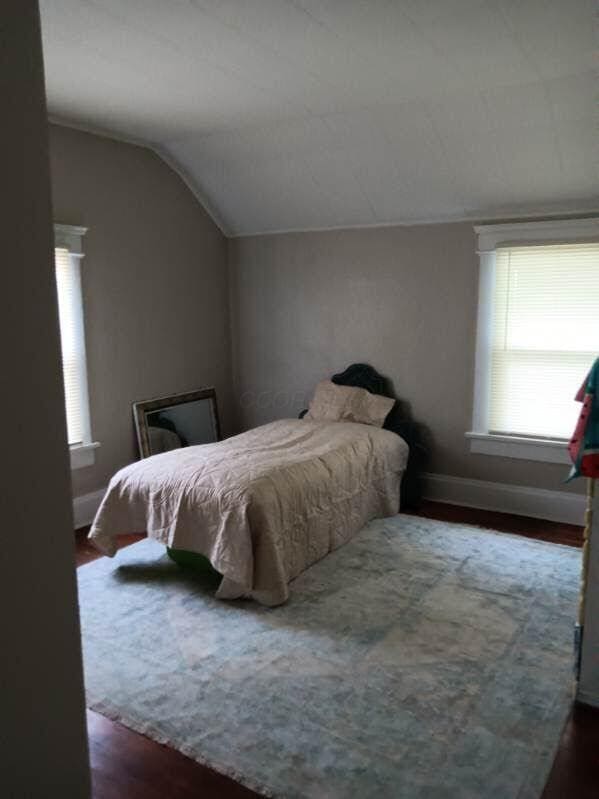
[465,432,570,465]
[70,442,100,470]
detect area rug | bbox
[77,515,580,799]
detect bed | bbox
[89,365,419,606]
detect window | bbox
[468,219,599,464]
[54,224,98,469]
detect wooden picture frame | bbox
[132,387,221,459]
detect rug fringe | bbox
[88,701,277,798]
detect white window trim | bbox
[70,442,101,470]
[465,432,570,465]
[468,217,599,464]
[54,223,100,470]
[54,223,87,255]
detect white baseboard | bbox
[422,472,585,526]
[73,488,106,529]
[72,473,585,530]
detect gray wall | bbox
[49,124,232,498]
[228,224,582,494]
[2,2,90,795]
[49,126,581,499]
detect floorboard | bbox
[77,502,594,798]
[410,500,583,548]
[541,703,599,799]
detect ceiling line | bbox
[47,119,599,240]
[227,208,599,239]
[48,115,230,236]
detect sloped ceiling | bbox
[40,0,597,236]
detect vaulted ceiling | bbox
[40,1,597,236]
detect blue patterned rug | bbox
[78,515,580,798]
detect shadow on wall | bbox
[235,363,432,510]
[328,363,432,511]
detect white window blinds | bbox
[55,246,91,446]
[489,242,599,440]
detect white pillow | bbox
[305,380,395,428]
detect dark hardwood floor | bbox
[87,709,256,799]
[411,500,584,548]
[77,503,597,799]
[76,532,145,566]
[541,703,599,799]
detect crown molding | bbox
[229,208,599,239]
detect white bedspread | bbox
[89,419,408,605]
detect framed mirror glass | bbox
[133,387,220,458]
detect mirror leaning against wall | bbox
[133,387,221,458]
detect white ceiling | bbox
[40,0,598,236]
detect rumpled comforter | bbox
[89,418,408,605]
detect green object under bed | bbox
[166,547,221,577]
